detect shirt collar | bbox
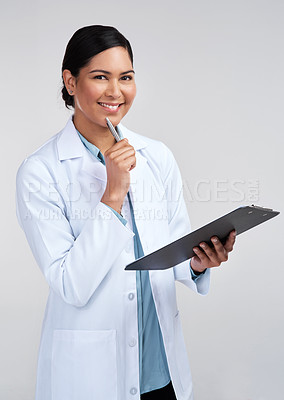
[77,130,105,164]
[57,116,148,161]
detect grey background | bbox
[1,0,283,399]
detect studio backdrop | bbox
[0,0,283,399]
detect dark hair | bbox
[61,25,134,108]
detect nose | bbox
[105,79,122,99]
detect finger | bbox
[116,137,129,146]
[110,141,133,155]
[199,242,220,265]
[211,236,228,262]
[107,146,135,162]
[193,246,211,268]
[115,148,136,163]
[121,155,137,171]
[117,153,136,172]
[128,157,137,171]
[224,230,236,252]
[191,255,199,264]
[105,138,130,154]
[190,255,204,271]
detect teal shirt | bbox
[77,128,202,394]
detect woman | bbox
[16,25,235,400]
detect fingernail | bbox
[212,237,218,243]
[200,243,206,248]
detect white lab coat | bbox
[16,118,210,400]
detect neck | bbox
[73,113,116,155]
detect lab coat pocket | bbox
[51,329,117,400]
[174,312,192,393]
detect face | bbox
[64,46,136,130]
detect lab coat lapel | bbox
[57,117,107,182]
[81,150,107,182]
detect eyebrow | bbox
[88,69,135,75]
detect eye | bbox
[121,75,133,81]
[93,75,107,80]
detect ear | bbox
[62,69,76,95]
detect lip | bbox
[98,102,122,106]
[98,102,124,113]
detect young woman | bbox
[16,25,235,400]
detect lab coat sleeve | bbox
[160,143,210,295]
[16,157,134,307]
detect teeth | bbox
[99,103,120,110]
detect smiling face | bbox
[63,46,136,133]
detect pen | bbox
[106,117,121,142]
[106,117,134,173]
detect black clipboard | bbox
[125,205,279,271]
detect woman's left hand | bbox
[191,230,236,274]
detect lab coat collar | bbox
[57,116,148,161]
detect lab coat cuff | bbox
[104,204,128,226]
[97,202,134,236]
[174,260,210,295]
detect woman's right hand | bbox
[101,138,136,214]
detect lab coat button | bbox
[129,338,137,347]
[130,387,137,395]
[128,292,135,300]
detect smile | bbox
[98,102,123,111]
